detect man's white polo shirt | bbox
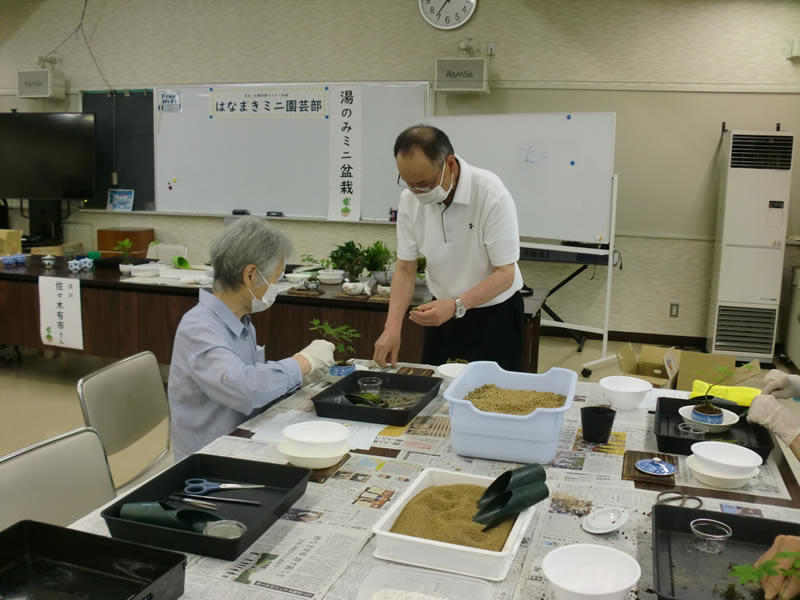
[396,154,523,308]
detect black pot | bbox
[581,406,616,444]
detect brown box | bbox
[616,343,680,388]
[0,229,22,255]
[675,350,760,392]
[30,241,85,257]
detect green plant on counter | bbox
[308,318,360,361]
[363,241,395,274]
[300,254,333,271]
[329,241,366,280]
[725,552,800,599]
[416,256,427,280]
[114,238,133,264]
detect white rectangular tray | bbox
[371,468,535,581]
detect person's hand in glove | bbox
[294,340,336,383]
[756,535,800,600]
[748,394,800,446]
[762,369,800,399]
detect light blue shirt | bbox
[168,289,302,460]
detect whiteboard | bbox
[154,83,429,218]
[426,113,616,244]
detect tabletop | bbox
[70,368,800,599]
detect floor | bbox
[0,337,790,486]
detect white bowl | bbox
[318,269,345,285]
[284,272,311,283]
[372,270,394,285]
[690,441,763,478]
[342,282,364,295]
[598,376,652,411]
[436,363,467,382]
[281,421,350,456]
[678,405,739,434]
[278,440,349,470]
[686,455,758,489]
[541,544,641,600]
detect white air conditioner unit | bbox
[707,130,794,360]
[17,69,65,98]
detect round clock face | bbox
[419,0,476,30]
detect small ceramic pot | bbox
[14,253,26,265]
[119,263,133,274]
[80,258,94,271]
[342,282,364,296]
[691,400,724,425]
[377,285,391,297]
[329,364,356,378]
[42,255,56,268]
[67,260,82,273]
[304,279,320,291]
[1,255,15,266]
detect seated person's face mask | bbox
[248,268,279,313]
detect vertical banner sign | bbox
[39,276,83,349]
[328,86,363,221]
[209,86,327,119]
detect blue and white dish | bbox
[635,458,676,476]
[14,253,26,264]
[1,255,14,266]
[41,255,56,268]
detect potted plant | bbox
[363,241,396,284]
[691,363,757,425]
[115,238,134,273]
[726,552,800,599]
[415,256,427,286]
[309,319,360,380]
[301,254,344,285]
[329,241,366,281]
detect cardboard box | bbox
[616,344,680,388]
[0,229,22,255]
[675,350,760,392]
[30,241,84,258]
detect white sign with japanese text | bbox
[328,86,363,221]
[39,276,83,349]
[210,86,327,119]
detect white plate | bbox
[678,405,739,433]
[278,441,349,470]
[686,455,758,489]
[581,508,630,534]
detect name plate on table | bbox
[38,276,83,349]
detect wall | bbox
[2,0,800,339]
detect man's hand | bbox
[373,327,401,368]
[757,535,800,600]
[408,299,456,327]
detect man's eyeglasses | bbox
[396,163,445,194]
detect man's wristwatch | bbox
[454,297,466,319]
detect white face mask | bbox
[248,268,278,313]
[413,161,452,205]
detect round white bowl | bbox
[436,363,467,383]
[372,270,394,284]
[678,405,739,434]
[598,376,652,411]
[278,440,349,470]
[542,543,641,600]
[690,441,763,478]
[284,272,311,283]
[281,421,350,456]
[686,455,758,489]
[318,269,345,285]
[342,282,364,295]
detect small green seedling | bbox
[114,238,133,264]
[729,552,800,599]
[308,318,360,359]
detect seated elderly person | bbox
[169,217,335,460]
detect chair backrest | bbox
[0,428,115,530]
[77,351,170,468]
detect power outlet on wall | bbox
[669,303,679,318]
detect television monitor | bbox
[0,112,95,200]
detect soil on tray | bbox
[389,484,515,551]
[465,384,566,415]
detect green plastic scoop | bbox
[172,256,191,269]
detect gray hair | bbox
[210,216,292,291]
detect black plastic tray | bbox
[311,371,442,426]
[102,454,310,560]
[654,397,774,460]
[0,520,186,599]
[652,504,800,600]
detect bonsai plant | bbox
[363,241,395,283]
[725,552,800,599]
[329,241,366,281]
[115,238,134,273]
[416,256,427,284]
[691,363,757,425]
[308,318,360,379]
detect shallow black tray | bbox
[312,371,442,426]
[652,504,800,600]
[102,454,310,560]
[0,520,185,599]
[654,397,773,460]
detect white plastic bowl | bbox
[372,270,394,285]
[356,565,492,600]
[690,441,763,478]
[541,544,641,600]
[278,440,349,470]
[678,405,739,434]
[317,269,345,285]
[281,421,350,456]
[436,362,467,382]
[686,455,758,489]
[284,272,311,283]
[598,376,652,411]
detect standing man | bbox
[373,125,524,370]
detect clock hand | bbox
[436,0,451,19]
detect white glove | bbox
[762,369,800,399]
[747,394,800,445]
[298,340,336,374]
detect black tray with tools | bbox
[654,397,773,460]
[102,454,310,560]
[311,371,442,426]
[0,520,186,599]
[652,504,800,600]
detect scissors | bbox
[184,478,265,495]
[656,490,703,509]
